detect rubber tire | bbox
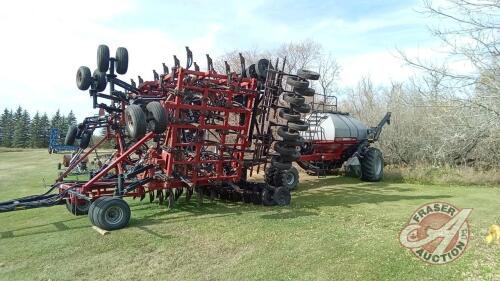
[274,141,297,156]
[66,199,90,215]
[297,69,320,80]
[247,64,257,78]
[255,59,272,79]
[125,104,147,139]
[291,103,312,114]
[282,136,305,147]
[262,188,275,206]
[145,101,167,133]
[115,47,129,75]
[273,186,291,206]
[278,108,300,122]
[283,93,305,105]
[277,126,300,141]
[88,197,106,225]
[271,156,292,170]
[97,44,110,73]
[288,120,309,131]
[286,76,309,89]
[93,69,107,92]
[280,150,300,162]
[65,125,77,145]
[294,87,315,97]
[79,130,92,149]
[361,147,384,182]
[276,167,299,191]
[265,166,279,185]
[346,165,361,178]
[76,66,92,91]
[92,197,131,231]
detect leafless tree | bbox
[395,0,500,166]
[275,39,322,73]
[317,53,341,104]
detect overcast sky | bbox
[0,0,444,120]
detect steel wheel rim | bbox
[104,206,124,226]
[286,172,295,185]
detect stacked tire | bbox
[264,69,319,202]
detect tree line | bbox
[0,106,77,148]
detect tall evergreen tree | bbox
[50,109,65,141]
[12,108,30,147]
[0,109,13,147]
[67,110,77,126]
[13,110,30,147]
[30,112,42,148]
[11,106,23,147]
[40,113,50,147]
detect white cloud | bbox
[0,0,220,120]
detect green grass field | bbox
[0,149,498,281]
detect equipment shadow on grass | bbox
[131,176,452,225]
[1,177,452,238]
[0,217,87,239]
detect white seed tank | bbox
[304,112,369,140]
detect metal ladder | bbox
[304,111,327,141]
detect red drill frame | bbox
[59,67,258,203]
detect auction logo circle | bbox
[399,202,472,264]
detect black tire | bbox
[93,69,107,92]
[275,167,299,191]
[88,197,106,225]
[272,186,291,206]
[76,66,92,91]
[297,69,320,80]
[283,93,305,105]
[79,130,92,149]
[255,59,272,79]
[261,188,275,206]
[277,126,300,141]
[145,101,167,133]
[280,150,300,162]
[65,125,77,145]
[92,197,131,231]
[66,198,90,215]
[97,44,110,73]
[125,104,147,139]
[265,166,279,185]
[115,47,129,75]
[271,156,292,170]
[291,103,312,114]
[247,64,257,78]
[286,76,309,89]
[274,141,297,156]
[288,120,309,131]
[346,164,361,178]
[361,147,384,182]
[282,136,305,147]
[278,108,301,122]
[294,87,315,97]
